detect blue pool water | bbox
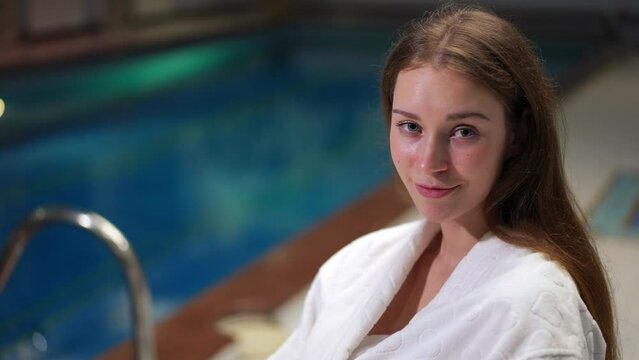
[590,172,639,239]
[0,27,595,358]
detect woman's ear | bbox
[506,108,529,159]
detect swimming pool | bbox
[0,27,399,359]
[0,26,596,358]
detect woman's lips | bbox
[415,184,459,199]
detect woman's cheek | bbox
[452,146,491,176]
[390,138,414,168]
[451,147,479,166]
[453,144,503,186]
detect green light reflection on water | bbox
[2,39,257,124]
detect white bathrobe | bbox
[269,220,606,359]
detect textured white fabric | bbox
[348,335,389,359]
[269,220,606,360]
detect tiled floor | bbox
[210,55,639,359]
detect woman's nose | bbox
[417,136,449,173]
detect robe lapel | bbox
[321,220,441,360]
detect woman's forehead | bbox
[393,66,504,114]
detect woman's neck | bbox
[432,211,489,267]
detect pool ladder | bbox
[0,207,157,360]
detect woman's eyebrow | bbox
[392,109,490,121]
[392,109,420,120]
[446,111,490,121]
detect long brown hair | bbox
[381,5,618,359]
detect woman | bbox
[270,5,617,359]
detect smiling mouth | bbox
[415,184,459,199]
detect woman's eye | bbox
[397,121,421,134]
[452,126,477,139]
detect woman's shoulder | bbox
[474,238,606,358]
[480,238,584,314]
[490,241,579,304]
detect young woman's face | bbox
[390,65,510,226]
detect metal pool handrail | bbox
[0,207,157,360]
